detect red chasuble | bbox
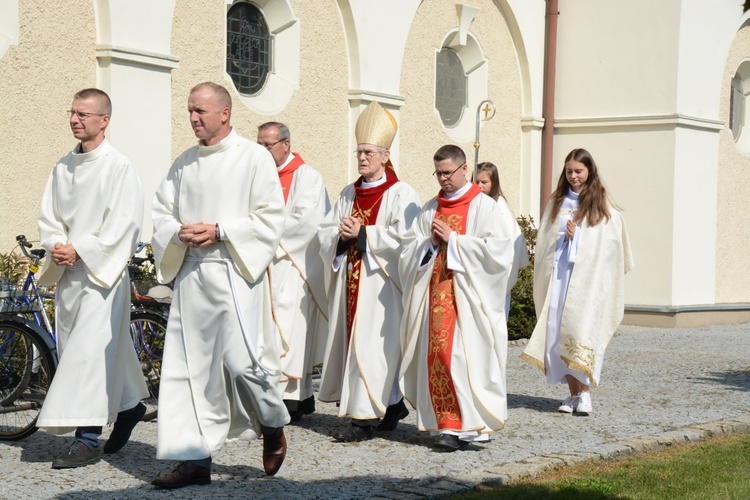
[428,182,482,430]
[277,152,305,204]
[345,168,400,340]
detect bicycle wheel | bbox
[0,319,57,440]
[129,311,166,421]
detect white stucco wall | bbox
[716,21,750,303]
[399,0,523,208]
[96,0,178,240]
[554,0,742,307]
[0,2,97,251]
[3,0,749,315]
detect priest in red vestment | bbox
[318,101,420,441]
[399,145,513,452]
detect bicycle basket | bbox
[0,288,43,313]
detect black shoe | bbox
[376,400,409,431]
[298,395,315,415]
[333,424,374,442]
[103,402,147,454]
[285,396,316,422]
[433,434,469,452]
[151,461,211,489]
[51,440,103,469]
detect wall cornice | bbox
[347,89,406,108]
[555,113,724,132]
[96,45,180,70]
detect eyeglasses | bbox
[353,149,383,159]
[432,164,464,179]
[67,110,106,121]
[258,139,286,150]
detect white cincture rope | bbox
[185,256,275,377]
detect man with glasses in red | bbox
[37,88,149,468]
[317,102,420,441]
[257,121,330,422]
[399,145,513,452]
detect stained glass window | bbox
[435,47,467,128]
[227,3,271,95]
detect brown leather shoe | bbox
[262,427,287,476]
[151,461,211,489]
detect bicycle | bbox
[0,237,171,439]
[0,236,58,440]
[128,244,170,421]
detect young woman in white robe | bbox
[522,148,633,415]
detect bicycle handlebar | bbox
[14,235,45,262]
[16,235,33,248]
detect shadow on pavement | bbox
[690,369,750,392]
[507,393,560,412]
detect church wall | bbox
[3,1,750,319]
[554,0,681,119]
[169,0,350,201]
[553,0,742,308]
[0,1,97,250]
[96,0,178,241]
[552,0,681,306]
[553,126,676,305]
[716,23,750,303]
[399,0,523,209]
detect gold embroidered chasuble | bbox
[344,170,400,340]
[428,183,481,430]
[317,172,421,419]
[400,189,513,434]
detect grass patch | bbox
[454,433,750,499]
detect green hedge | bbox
[508,215,537,341]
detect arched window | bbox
[226,2,271,96]
[435,47,468,128]
[731,74,744,141]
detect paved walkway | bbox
[2,323,749,499]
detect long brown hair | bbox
[476,162,506,201]
[549,148,612,226]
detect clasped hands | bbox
[431,219,453,247]
[179,222,219,247]
[51,242,79,267]
[338,216,362,241]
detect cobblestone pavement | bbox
[2,323,749,499]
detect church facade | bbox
[1,0,750,326]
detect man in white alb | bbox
[151,82,289,488]
[257,121,329,421]
[37,88,148,468]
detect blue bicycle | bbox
[0,235,57,440]
[0,237,170,439]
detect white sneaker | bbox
[558,395,579,413]
[575,391,592,415]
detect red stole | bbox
[428,182,481,430]
[277,153,305,204]
[345,168,400,339]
